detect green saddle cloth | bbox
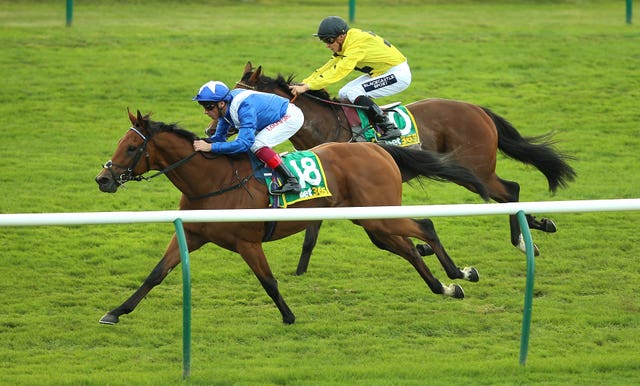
[356,104,420,146]
[266,151,332,208]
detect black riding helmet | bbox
[313,16,349,39]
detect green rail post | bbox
[627,0,633,24]
[66,0,73,27]
[516,211,535,366]
[173,219,192,379]
[349,0,356,23]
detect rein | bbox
[236,80,361,109]
[298,93,351,142]
[146,151,198,180]
[301,92,363,109]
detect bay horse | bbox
[94,110,491,325]
[237,62,576,274]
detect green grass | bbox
[1,1,639,384]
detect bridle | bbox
[102,125,253,200]
[101,126,197,186]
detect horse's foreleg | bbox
[237,241,295,324]
[416,244,435,256]
[99,234,196,325]
[296,221,322,275]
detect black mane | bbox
[249,72,334,101]
[147,119,198,142]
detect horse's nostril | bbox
[95,175,112,186]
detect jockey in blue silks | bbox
[192,80,304,194]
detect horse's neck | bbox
[153,140,244,199]
[290,97,351,150]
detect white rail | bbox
[1,199,639,226]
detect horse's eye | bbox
[127,145,137,152]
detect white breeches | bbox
[338,61,412,103]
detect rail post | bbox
[173,219,192,379]
[349,0,356,22]
[66,0,73,27]
[516,211,535,366]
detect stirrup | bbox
[378,128,401,141]
[271,178,301,194]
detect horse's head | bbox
[95,109,155,192]
[236,61,260,90]
[237,61,295,100]
[238,61,334,103]
[97,108,201,193]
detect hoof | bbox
[283,316,296,325]
[462,267,480,282]
[540,218,557,233]
[444,283,465,299]
[416,244,435,256]
[517,235,540,256]
[99,313,119,325]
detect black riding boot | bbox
[272,163,301,194]
[355,95,401,141]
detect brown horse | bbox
[94,110,491,324]
[237,62,576,274]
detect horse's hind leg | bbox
[495,177,556,236]
[492,177,542,256]
[495,178,544,256]
[365,230,463,298]
[412,219,479,283]
[526,214,557,233]
[361,218,477,299]
[237,241,295,324]
[296,221,322,275]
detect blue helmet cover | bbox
[193,81,230,102]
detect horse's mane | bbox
[146,118,198,142]
[253,72,335,102]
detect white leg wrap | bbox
[517,233,527,253]
[442,284,456,297]
[461,267,475,280]
[517,233,540,256]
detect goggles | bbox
[320,36,336,44]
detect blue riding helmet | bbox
[193,81,231,102]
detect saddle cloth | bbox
[342,103,421,147]
[250,150,332,208]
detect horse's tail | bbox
[378,143,490,202]
[481,107,577,192]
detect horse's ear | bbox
[128,107,137,125]
[249,65,262,84]
[243,61,253,76]
[136,110,145,126]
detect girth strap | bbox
[187,173,253,201]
